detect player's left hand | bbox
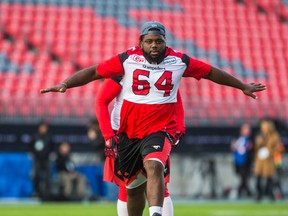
[104,135,119,158]
[242,83,266,99]
[40,83,67,94]
[172,131,184,148]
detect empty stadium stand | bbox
[0,0,287,126]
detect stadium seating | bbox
[0,0,287,126]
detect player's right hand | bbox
[40,83,67,94]
[242,83,266,99]
[104,135,119,159]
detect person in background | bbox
[87,118,106,199]
[30,120,54,200]
[55,141,87,201]
[254,119,282,201]
[231,123,253,198]
[87,118,106,162]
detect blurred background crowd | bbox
[0,0,287,202]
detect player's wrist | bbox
[105,134,116,141]
[105,135,119,147]
[61,82,68,88]
[104,131,117,141]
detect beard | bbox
[142,48,166,64]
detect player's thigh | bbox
[141,132,171,166]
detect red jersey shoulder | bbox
[97,54,124,78]
[126,46,143,55]
[165,47,183,58]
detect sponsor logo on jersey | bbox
[143,65,165,70]
[132,54,146,63]
[152,145,161,149]
[163,57,176,65]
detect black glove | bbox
[104,135,119,158]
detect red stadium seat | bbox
[0,1,286,125]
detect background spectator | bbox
[231,123,253,198]
[30,120,54,200]
[87,118,105,162]
[55,141,88,201]
[254,120,283,201]
[86,118,106,198]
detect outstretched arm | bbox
[40,66,101,94]
[204,66,266,99]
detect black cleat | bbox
[152,213,162,216]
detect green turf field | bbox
[0,201,287,216]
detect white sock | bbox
[163,196,174,216]
[149,206,162,216]
[117,199,128,216]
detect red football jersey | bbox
[97,46,211,139]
